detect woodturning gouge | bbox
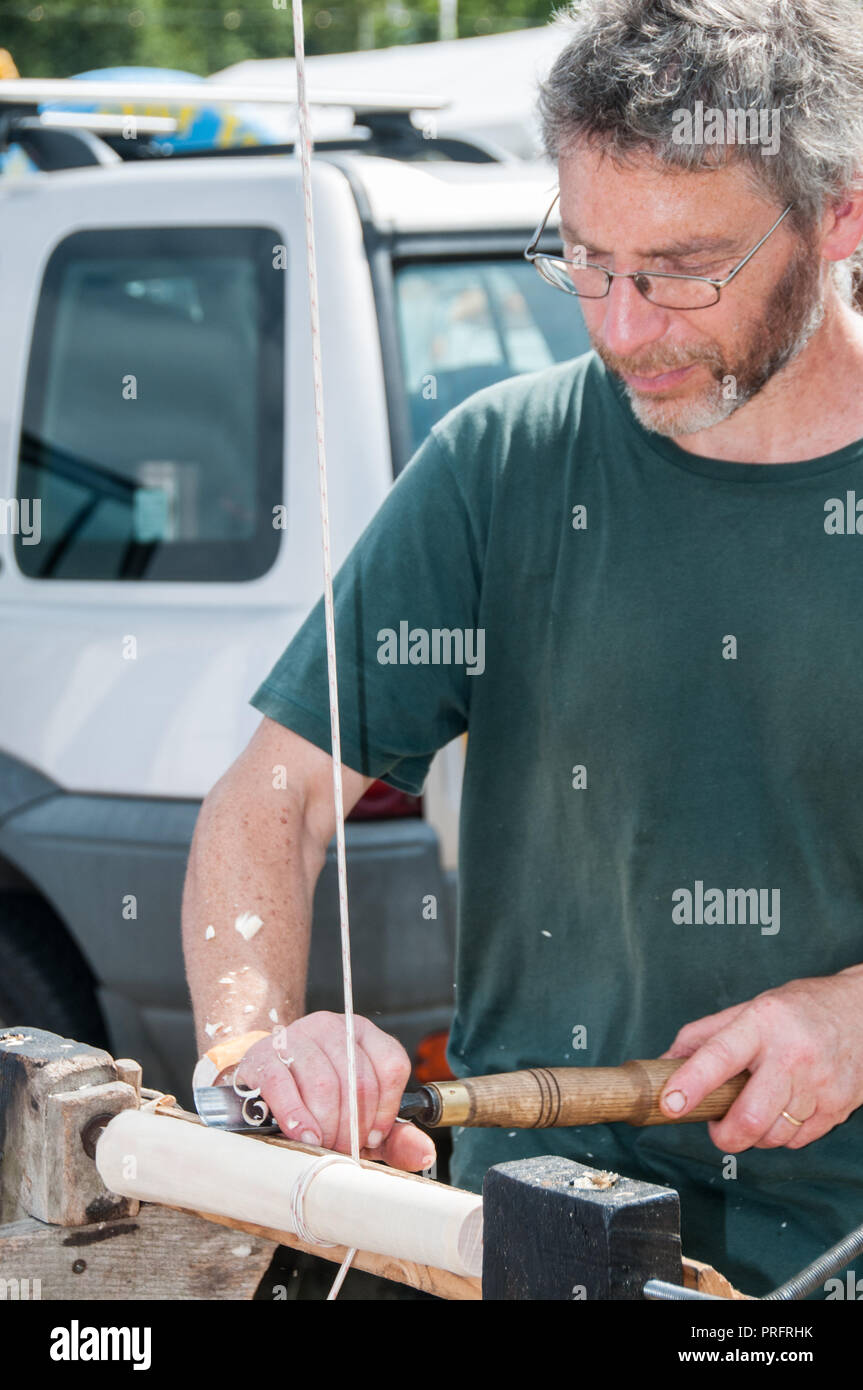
[193,1057,749,1134]
[398,1058,749,1129]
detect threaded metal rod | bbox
[763,1220,863,1301]
[643,1278,725,1300]
[646,1219,863,1301]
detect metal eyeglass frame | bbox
[524,192,794,308]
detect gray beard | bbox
[625,293,825,439]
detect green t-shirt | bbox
[251,351,863,1297]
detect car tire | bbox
[0,892,109,1050]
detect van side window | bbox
[394,258,589,456]
[16,227,284,581]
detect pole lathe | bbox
[92,1058,744,1294]
[11,1029,860,1301]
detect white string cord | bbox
[290,0,361,1297]
[289,1154,354,1247]
[289,1155,358,1300]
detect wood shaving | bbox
[570,1170,620,1190]
[234,911,263,941]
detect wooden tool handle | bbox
[427,1059,748,1128]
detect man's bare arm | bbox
[182,715,436,1171]
[183,715,371,1052]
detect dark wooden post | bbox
[482,1155,683,1300]
[0,1026,140,1226]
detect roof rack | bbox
[37,110,178,135]
[0,77,448,115]
[0,77,506,171]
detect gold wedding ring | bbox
[781,1109,804,1126]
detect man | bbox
[183,0,863,1294]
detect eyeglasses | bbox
[524,193,794,310]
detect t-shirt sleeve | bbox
[249,425,486,795]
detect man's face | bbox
[558,145,825,438]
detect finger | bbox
[783,1115,828,1149]
[233,1037,316,1132]
[659,1014,760,1118]
[322,1042,381,1155]
[285,1012,369,1150]
[713,1114,822,1152]
[372,1120,437,1173]
[704,1064,795,1152]
[243,1034,341,1148]
[353,1018,413,1145]
[659,1002,750,1059]
[753,1097,818,1150]
[353,1045,381,1148]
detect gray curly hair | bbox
[538,0,863,301]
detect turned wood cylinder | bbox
[95,1110,483,1277]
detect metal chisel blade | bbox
[195,1083,437,1132]
[193,1084,280,1132]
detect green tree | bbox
[1,1,560,78]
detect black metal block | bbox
[482,1155,683,1300]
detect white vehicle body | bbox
[0,159,391,797]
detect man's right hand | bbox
[234,1012,437,1172]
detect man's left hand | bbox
[658,966,863,1151]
